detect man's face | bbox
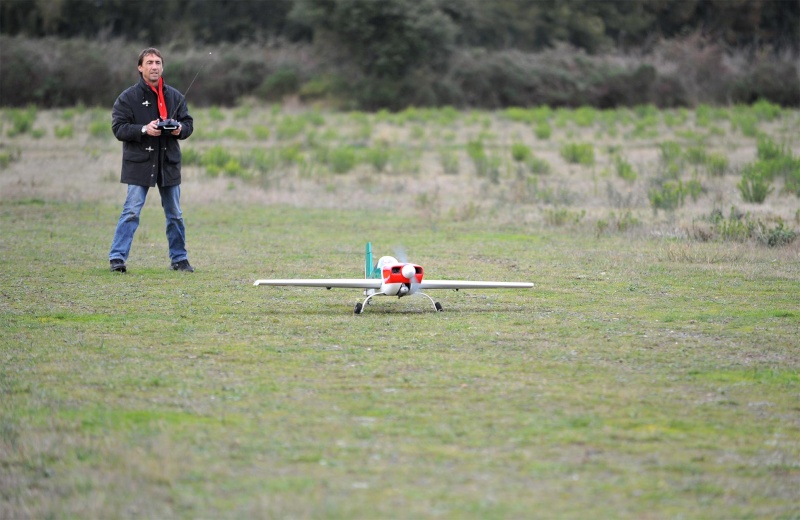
[138,53,163,86]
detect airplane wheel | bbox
[354,302,363,314]
[435,302,443,312]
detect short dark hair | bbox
[138,47,163,66]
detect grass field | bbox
[1,103,799,518]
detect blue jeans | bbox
[109,184,188,263]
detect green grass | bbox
[2,200,799,519]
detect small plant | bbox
[466,139,500,181]
[6,106,37,137]
[88,120,108,138]
[758,220,797,247]
[648,180,686,212]
[731,110,759,137]
[756,135,785,161]
[278,144,304,165]
[560,142,594,166]
[526,155,551,175]
[276,116,306,140]
[54,124,74,139]
[328,146,358,174]
[534,122,552,140]
[614,156,637,183]
[738,164,773,203]
[202,145,238,176]
[685,178,703,201]
[543,207,585,227]
[439,148,459,175]
[246,148,278,174]
[659,141,682,165]
[510,142,531,163]
[704,153,728,177]
[364,142,390,172]
[181,147,202,166]
[0,147,22,169]
[252,125,270,140]
[685,146,707,165]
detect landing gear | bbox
[354,291,443,314]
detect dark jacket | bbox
[111,76,193,187]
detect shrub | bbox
[614,156,637,182]
[700,208,797,246]
[510,142,531,162]
[737,164,773,203]
[276,116,306,140]
[466,140,500,182]
[202,145,237,176]
[704,153,728,176]
[364,143,390,172]
[245,149,279,174]
[439,148,460,174]
[560,142,594,166]
[5,106,37,137]
[252,125,271,140]
[534,122,552,140]
[328,146,357,173]
[526,155,551,175]
[649,180,686,212]
[54,124,74,139]
[758,220,797,247]
[544,207,585,226]
[0,147,21,169]
[256,67,300,101]
[659,141,682,165]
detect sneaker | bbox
[110,258,127,273]
[171,259,195,272]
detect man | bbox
[108,47,195,273]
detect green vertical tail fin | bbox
[365,242,374,279]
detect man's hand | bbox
[143,120,161,136]
[170,123,182,136]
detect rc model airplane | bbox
[254,243,533,314]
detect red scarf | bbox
[147,77,168,119]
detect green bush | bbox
[256,67,300,101]
[364,143,390,172]
[759,220,797,247]
[658,141,682,164]
[328,146,358,174]
[202,145,237,176]
[245,149,278,174]
[466,139,500,181]
[0,147,21,169]
[544,207,585,226]
[560,142,594,166]
[649,180,686,212]
[614,156,637,182]
[54,124,74,139]
[534,122,552,140]
[5,106,37,137]
[526,155,551,175]
[439,148,460,175]
[704,153,729,177]
[276,116,306,140]
[510,142,531,162]
[738,164,773,203]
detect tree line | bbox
[3,0,799,53]
[1,0,799,109]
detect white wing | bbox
[419,280,533,290]
[254,279,383,289]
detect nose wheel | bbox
[354,302,363,314]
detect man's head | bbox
[138,48,164,87]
